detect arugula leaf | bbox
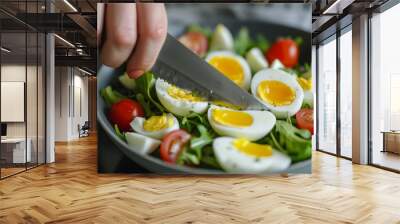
[114,124,126,141]
[136,93,153,117]
[294,36,303,46]
[301,102,312,109]
[135,72,165,115]
[178,112,211,133]
[254,34,270,52]
[177,146,200,165]
[200,146,221,169]
[190,125,213,148]
[300,63,312,79]
[100,86,126,106]
[260,120,311,162]
[234,28,270,56]
[290,116,297,126]
[177,124,216,166]
[266,131,285,152]
[234,27,253,56]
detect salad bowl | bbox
[97,20,312,174]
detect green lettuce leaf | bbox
[135,72,165,116]
[100,86,126,106]
[260,120,311,162]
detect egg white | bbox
[270,59,284,69]
[213,137,291,174]
[130,114,179,140]
[125,132,161,155]
[206,51,251,90]
[251,69,304,119]
[246,47,268,73]
[207,105,276,141]
[155,79,209,116]
[209,24,234,51]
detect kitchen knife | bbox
[151,34,268,110]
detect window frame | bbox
[315,24,353,161]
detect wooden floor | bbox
[1,167,26,178]
[1,135,400,224]
[372,150,400,171]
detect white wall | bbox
[54,66,69,141]
[1,64,46,164]
[54,66,89,141]
[73,73,89,137]
[1,65,39,138]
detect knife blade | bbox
[151,34,268,110]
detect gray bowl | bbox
[97,20,311,174]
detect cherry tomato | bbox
[160,130,191,163]
[296,108,314,134]
[266,38,299,68]
[108,99,144,132]
[178,31,208,57]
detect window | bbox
[370,3,400,171]
[339,28,352,158]
[0,1,47,179]
[317,37,337,154]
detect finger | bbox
[101,3,137,68]
[97,3,105,46]
[126,3,167,79]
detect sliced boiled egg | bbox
[209,24,234,51]
[125,132,161,155]
[155,79,209,116]
[270,59,284,70]
[210,100,241,110]
[213,137,291,173]
[297,77,313,107]
[207,105,276,141]
[251,69,304,119]
[246,47,268,73]
[130,113,179,139]
[206,51,251,90]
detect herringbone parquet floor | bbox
[0,134,400,224]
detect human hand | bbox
[98,3,168,79]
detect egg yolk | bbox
[167,85,203,102]
[297,77,312,91]
[143,114,173,131]
[257,80,296,106]
[233,138,272,157]
[209,56,244,86]
[212,108,253,128]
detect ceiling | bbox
[0,0,97,73]
[311,0,391,43]
[0,0,395,73]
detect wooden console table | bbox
[381,131,400,154]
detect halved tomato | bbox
[296,108,314,134]
[108,99,144,132]
[178,31,208,57]
[266,38,299,68]
[160,130,191,163]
